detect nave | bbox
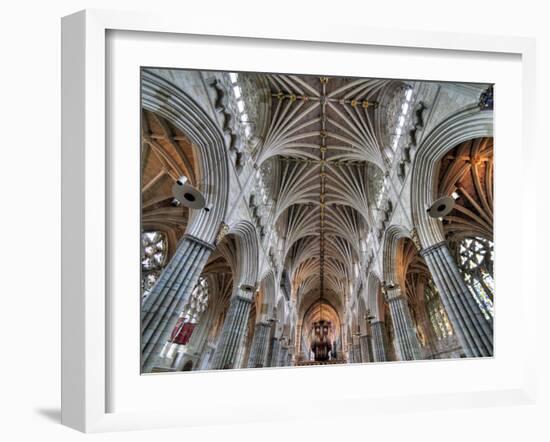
[140,69,494,373]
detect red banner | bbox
[170,319,196,345]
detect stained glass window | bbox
[457,237,494,320]
[424,280,453,340]
[141,231,167,302]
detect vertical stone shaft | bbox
[348,343,354,363]
[371,320,388,362]
[359,335,372,362]
[387,289,422,360]
[279,346,289,367]
[269,338,281,367]
[210,294,253,369]
[141,235,213,373]
[288,345,295,366]
[264,321,277,367]
[353,343,362,363]
[421,242,493,357]
[247,322,271,368]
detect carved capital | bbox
[419,240,448,257]
[215,222,230,245]
[182,233,216,251]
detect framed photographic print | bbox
[61,9,537,433]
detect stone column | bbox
[351,334,361,363]
[198,344,216,370]
[386,288,422,360]
[421,241,493,357]
[348,343,354,363]
[269,338,281,367]
[141,234,214,373]
[210,291,254,370]
[353,343,361,363]
[279,345,289,367]
[264,320,278,367]
[340,339,345,360]
[287,345,295,366]
[335,337,344,360]
[247,321,271,368]
[359,334,372,363]
[371,320,388,362]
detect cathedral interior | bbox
[140,68,494,373]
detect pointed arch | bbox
[410,105,493,248]
[366,271,383,320]
[142,70,230,244]
[382,224,411,284]
[227,220,260,289]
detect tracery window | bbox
[424,280,453,340]
[141,231,167,302]
[183,277,209,324]
[170,277,209,345]
[457,237,494,320]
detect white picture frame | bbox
[61,9,538,433]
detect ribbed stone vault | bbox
[250,73,399,348]
[139,68,494,369]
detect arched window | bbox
[385,84,414,155]
[187,277,210,322]
[457,237,494,320]
[170,277,209,345]
[141,231,167,302]
[424,280,453,340]
[228,72,256,142]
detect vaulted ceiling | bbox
[141,109,199,255]
[438,136,493,244]
[249,73,403,330]
[141,71,411,341]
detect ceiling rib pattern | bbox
[251,73,394,328]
